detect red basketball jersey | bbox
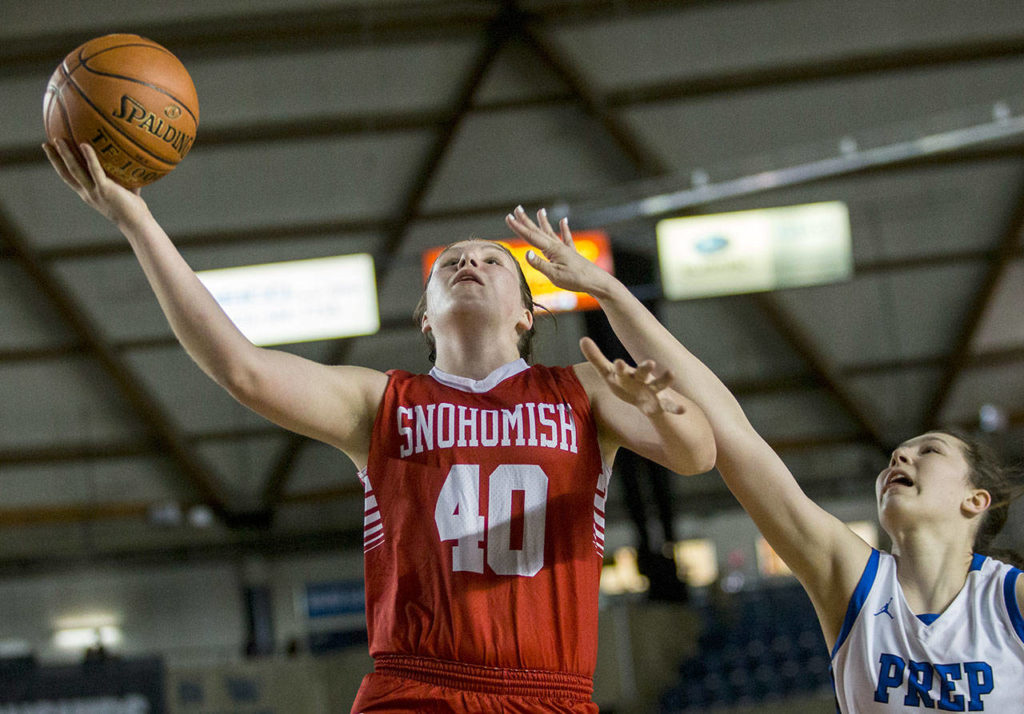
[359,359,610,677]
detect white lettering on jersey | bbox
[395,401,579,457]
[832,551,1024,713]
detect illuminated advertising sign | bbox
[198,253,380,346]
[657,201,852,300]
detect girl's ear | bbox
[963,488,992,517]
[517,307,534,334]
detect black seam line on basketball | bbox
[65,53,83,75]
[77,65,199,127]
[53,65,76,139]
[81,47,198,125]
[56,84,74,142]
[81,42,167,56]
[79,42,177,67]
[64,72,177,169]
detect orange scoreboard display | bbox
[421,231,614,313]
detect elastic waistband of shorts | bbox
[373,654,594,701]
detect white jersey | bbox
[831,549,1024,712]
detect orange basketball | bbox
[43,34,199,189]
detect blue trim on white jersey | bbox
[830,548,881,659]
[1004,567,1024,644]
[970,552,986,572]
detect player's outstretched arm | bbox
[44,141,387,468]
[504,207,713,474]
[506,205,871,646]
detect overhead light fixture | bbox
[53,614,122,651]
[54,626,121,650]
[187,504,215,528]
[979,403,1008,433]
[197,253,380,346]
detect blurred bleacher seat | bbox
[660,581,833,713]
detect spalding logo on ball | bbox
[43,33,199,189]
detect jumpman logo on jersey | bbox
[874,597,895,620]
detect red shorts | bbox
[351,655,599,713]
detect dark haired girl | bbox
[498,204,1024,712]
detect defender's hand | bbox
[505,205,614,297]
[580,337,687,417]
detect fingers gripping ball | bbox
[43,33,199,189]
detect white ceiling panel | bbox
[0,74,55,146]
[778,443,887,487]
[122,346,266,434]
[848,163,1024,263]
[0,260,76,349]
[844,367,944,443]
[374,254,436,320]
[774,262,989,367]
[660,296,807,385]
[553,0,1024,90]
[0,456,189,508]
[0,356,143,448]
[737,388,860,441]
[191,39,482,126]
[422,106,638,211]
[973,259,1024,352]
[177,232,384,272]
[475,38,570,105]
[0,0,422,37]
[622,59,1024,177]
[51,255,172,342]
[941,360,1024,425]
[285,439,359,496]
[196,435,290,506]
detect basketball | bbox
[43,34,199,189]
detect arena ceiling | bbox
[2,0,1024,574]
